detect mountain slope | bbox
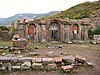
[0,11,59,25]
[47,1,100,19]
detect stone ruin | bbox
[16,18,89,43]
[0,55,94,73]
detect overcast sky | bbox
[0,0,98,18]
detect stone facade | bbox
[17,18,90,43]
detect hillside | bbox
[46,1,100,19]
[0,11,59,25]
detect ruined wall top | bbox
[17,18,90,26]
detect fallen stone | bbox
[62,65,74,72]
[54,57,62,64]
[10,57,20,64]
[96,41,100,44]
[12,66,21,70]
[75,55,87,64]
[86,61,94,67]
[45,63,57,71]
[32,58,42,63]
[14,50,21,54]
[42,58,54,66]
[1,53,6,56]
[3,62,12,71]
[0,46,4,49]
[29,52,39,56]
[91,41,97,44]
[18,57,32,63]
[62,56,75,64]
[67,41,73,44]
[1,66,6,70]
[32,63,43,70]
[21,62,31,70]
[0,56,11,62]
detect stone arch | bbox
[27,23,36,42]
[28,24,36,35]
[46,20,63,42]
[72,24,79,39]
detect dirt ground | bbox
[1,43,100,75]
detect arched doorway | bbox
[28,24,36,42]
[28,24,36,35]
[49,22,60,41]
[72,24,79,39]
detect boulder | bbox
[21,62,31,70]
[45,63,57,71]
[0,56,11,62]
[54,57,62,64]
[10,57,20,64]
[42,58,54,66]
[3,62,12,71]
[91,41,97,44]
[12,66,21,70]
[62,65,74,72]
[75,55,87,64]
[32,58,42,63]
[67,41,73,44]
[62,56,75,64]
[18,57,32,63]
[14,50,21,54]
[32,63,43,70]
[86,61,94,67]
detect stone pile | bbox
[0,55,94,73]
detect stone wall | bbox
[0,31,11,41]
[17,19,89,43]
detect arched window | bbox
[72,24,79,34]
[28,24,36,35]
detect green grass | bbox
[44,1,100,19]
[0,41,12,46]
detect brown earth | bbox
[1,43,100,75]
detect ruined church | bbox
[16,10,100,43]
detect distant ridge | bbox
[0,11,60,25]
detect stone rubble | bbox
[0,55,94,72]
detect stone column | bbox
[70,25,73,40]
[84,26,89,40]
[78,25,82,40]
[34,24,39,43]
[41,25,46,42]
[65,25,70,41]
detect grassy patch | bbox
[0,41,12,46]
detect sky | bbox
[0,0,98,18]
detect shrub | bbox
[93,28,100,35]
